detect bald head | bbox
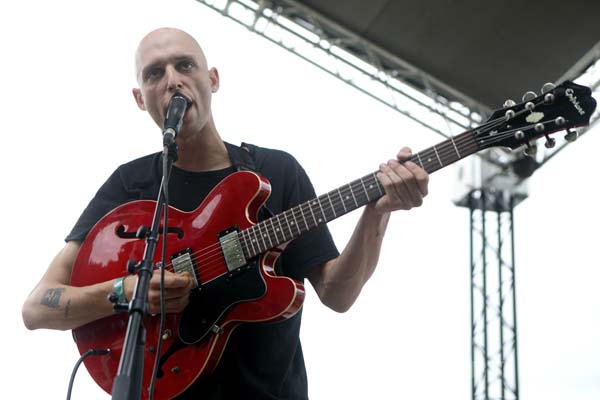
[131,27,220,140]
[135,28,207,84]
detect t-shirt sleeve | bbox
[64,168,132,243]
[65,153,161,243]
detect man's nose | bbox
[165,66,183,91]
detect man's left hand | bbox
[373,147,429,214]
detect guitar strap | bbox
[224,141,258,172]
[224,141,275,221]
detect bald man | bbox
[23,28,428,399]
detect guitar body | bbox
[70,171,305,399]
[68,81,596,400]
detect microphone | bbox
[162,95,188,146]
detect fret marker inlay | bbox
[239,126,482,260]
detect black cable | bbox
[66,348,110,400]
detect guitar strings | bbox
[159,131,482,279]
[236,112,515,254]
[167,139,490,280]
[159,114,504,280]
[159,107,550,281]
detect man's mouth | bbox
[175,94,193,109]
[164,94,193,117]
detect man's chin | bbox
[175,127,201,142]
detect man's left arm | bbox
[308,147,429,312]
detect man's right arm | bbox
[22,241,116,331]
[22,241,193,331]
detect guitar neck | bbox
[240,130,479,258]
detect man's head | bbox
[132,28,219,138]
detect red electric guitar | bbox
[71,81,596,399]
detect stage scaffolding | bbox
[194,1,598,399]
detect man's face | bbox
[133,29,219,139]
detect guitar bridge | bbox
[219,229,246,272]
[171,249,199,288]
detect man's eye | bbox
[178,61,195,71]
[146,69,163,80]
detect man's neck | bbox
[173,122,231,172]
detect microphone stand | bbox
[110,138,178,400]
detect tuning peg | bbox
[544,135,556,148]
[505,109,516,120]
[525,102,535,111]
[544,92,555,103]
[534,123,545,133]
[541,82,555,93]
[503,99,517,108]
[555,116,566,126]
[564,129,578,142]
[522,91,537,102]
[523,143,537,157]
[515,130,525,140]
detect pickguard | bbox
[178,259,265,344]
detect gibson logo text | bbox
[565,88,586,116]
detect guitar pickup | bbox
[171,249,200,288]
[218,229,246,272]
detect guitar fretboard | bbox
[239,130,479,258]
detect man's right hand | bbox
[124,269,194,314]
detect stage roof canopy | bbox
[274,0,600,112]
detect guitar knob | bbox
[541,82,555,93]
[522,91,537,102]
[211,324,225,335]
[503,99,517,108]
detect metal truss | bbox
[195,0,490,139]
[457,63,599,400]
[192,4,598,400]
[195,0,599,166]
[469,190,519,400]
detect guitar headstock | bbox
[475,81,597,151]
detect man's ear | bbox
[209,67,220,93]
[132,88,146,110]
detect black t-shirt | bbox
[66,143,339,399]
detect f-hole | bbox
[116,225,185,239]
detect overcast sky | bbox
[1,0,598,399]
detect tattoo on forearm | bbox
[64,299,72,319]
[41,288,65,309]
